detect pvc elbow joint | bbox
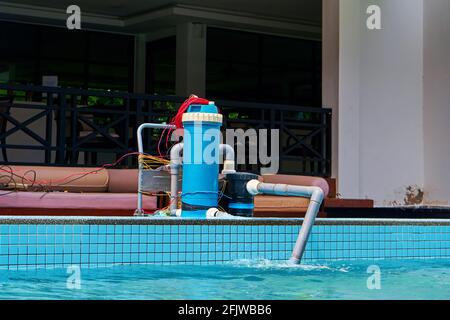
[206,208,222,218]
[169,143,183,166]
[206,208,237,219]
[310,187,324,204]
[246,179,261,196]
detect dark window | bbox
[145,37,176,95]
[0,21,134,92]
[206,28,321,106]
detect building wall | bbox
[339,0,425,205]
[423,0,450,205]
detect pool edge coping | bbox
[1,216,450,226]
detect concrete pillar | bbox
[338,0,362,199]
[338,0,425,205]
[133,33,146,94]
[423,0,450,206]
[176,22,207,97]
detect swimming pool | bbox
[1,216,450,299]
[1,259,450,299]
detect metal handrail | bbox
[0,84,332,176]
[135,123,175,216]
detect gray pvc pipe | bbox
[135,123,176,216]
[169,143,235,215]
[246,180,324,264]
[169,143,184,215]
[169,143,235,216]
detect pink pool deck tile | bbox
[0,191,157,211]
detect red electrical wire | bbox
[0,152,143,187]
[170,95,210,129]
[157,95,210,157]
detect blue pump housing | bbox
[181,103,222,218]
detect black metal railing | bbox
[0,84,332,177]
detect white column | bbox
[133,33,146,94]
[338,0,362,199]
[176,22,207,97]
[423,0,450,206]
[338,0,425,205]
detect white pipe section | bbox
[246,180,324,264]
[169,143,184,215]
[206,208,237,219]
[219,144,236,174]
[135,123,175,216]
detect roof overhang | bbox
[0,1,321,39]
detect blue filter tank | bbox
[181,102,223,218]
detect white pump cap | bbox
[221,160,236,174]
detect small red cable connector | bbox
[170,95,210,129]
[157,95,211,157]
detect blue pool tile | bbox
[106,225,114,234]
[98,225,106,234]
[53,245,63,254]
[1,219,450,269]
[80,225,89,234]
[98,234,107,243]
[105,254,114,264]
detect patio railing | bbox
[0,84,332,177]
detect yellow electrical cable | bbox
[138,155,170,171]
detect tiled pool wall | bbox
[1,217,450,270]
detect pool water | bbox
[1,259,450,300]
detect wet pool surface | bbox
[1,259,450,300]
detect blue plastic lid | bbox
[186,103,218,114]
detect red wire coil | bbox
[170,95,210,129]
